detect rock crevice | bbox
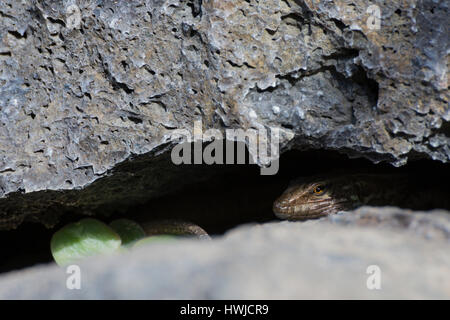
[0,0,448,228]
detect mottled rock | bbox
[0,207,449,299]
[328,206,450,241]
[0,0,448,228]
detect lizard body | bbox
[141,219,210,240]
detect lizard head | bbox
[273,175,353,220]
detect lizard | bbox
[140,219,211,240]
[273,172,450,220]
[133,172,449,233]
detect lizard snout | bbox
[272,198,294,219]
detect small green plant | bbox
[50,218,122,267]
[109,219,146,247]
[132,235,178,248]
[50,218,181,266]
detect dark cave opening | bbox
[0,147,448,274]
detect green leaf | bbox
[50,218,122,266]
[132,235,179,248]
[109,219,146,247]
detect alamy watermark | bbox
[66,265,81,290]
[66,4,81,30]
[366,265,381,290]
[169,119,280,175]
[366,5,381,31]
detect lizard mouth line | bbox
[273,198,351,220]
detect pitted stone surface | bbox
[0,0,448,228]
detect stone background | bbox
[0,0,448,229]
[0,207,449,299]
[0,0,448,299]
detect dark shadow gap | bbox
[0,146,448,274]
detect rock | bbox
[0,207,449,299]
[328,206,450,241]
[0,0,449,228]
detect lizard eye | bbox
[313,185,325,195]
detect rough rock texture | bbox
[0,0,449,228]
[0,207,449,299]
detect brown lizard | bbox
[273,172,450,220]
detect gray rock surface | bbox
[0,207,449,299]
[0,0,448,228]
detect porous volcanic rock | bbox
[0,0,448,228]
